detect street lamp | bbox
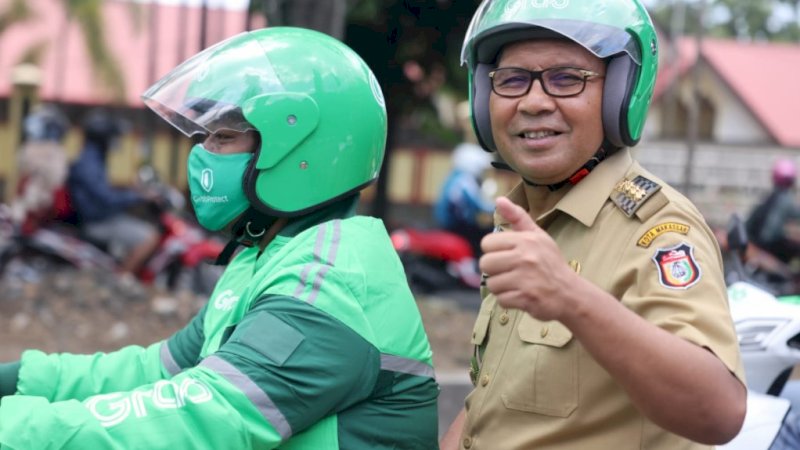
[5,62,42,202]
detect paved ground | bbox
[414,290,481,437]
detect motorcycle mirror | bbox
[727,214,749,254]
[137,165,157,185]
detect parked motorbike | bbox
[0,166,224,296]
[720,214,800,449]
[390,226,482,293]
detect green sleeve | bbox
[17,343,165,401]
[0,296,380,449]
[211,295,381,438]
[15,304,209,401]
[164,302,208,374]
[0,361,19,397]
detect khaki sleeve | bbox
[614,206,745,382]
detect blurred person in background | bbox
[0,27,438,449]
[441,0,745,448]
[434,141,496,256]
[66,108,161,275]
[746,158,800,266]
[11,104,70,232]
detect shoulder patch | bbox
[652,242,701,289]
[637,222,691,248]
[611,175,662,218]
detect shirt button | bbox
[540,326,549,338]
[463,437,473,448]
[480,374,490,386]
[499,313,509,325]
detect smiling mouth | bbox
[521,130,560,139]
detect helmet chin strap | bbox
[214,207,277,265]
[492,146,610,192]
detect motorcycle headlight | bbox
[736,319,789,351]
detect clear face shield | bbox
[142,33,286,141]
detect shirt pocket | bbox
[501,313,578,418]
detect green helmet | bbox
[461,0,658,151]
[142,27,387,216]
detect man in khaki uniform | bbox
[441,1,747,449]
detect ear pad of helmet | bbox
[472,63,497,152]
[602,55,638,149]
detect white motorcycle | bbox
[721,215,799,450]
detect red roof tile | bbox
[654,36,800,148]
[700,38,800,148]
[0,0,263,106]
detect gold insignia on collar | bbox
[637,222,691,247]
[611,175,662,218]
[614,179,647,202]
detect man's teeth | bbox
[524,130,557,139]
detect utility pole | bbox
[199,0,209,49]
[682,0,706,197]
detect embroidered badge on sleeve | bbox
[637,222,691,248]
[652,242,702,289]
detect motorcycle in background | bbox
[0,166,224,296]
[390,226,482,293]
[721,214,800,449]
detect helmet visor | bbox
[142,33,285,139]
[461,0,643,66]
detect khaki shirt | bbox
[461,148,745,450]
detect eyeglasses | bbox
[488,67,603,98]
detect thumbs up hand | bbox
[479,196,579,321]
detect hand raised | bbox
[479,196,575,321]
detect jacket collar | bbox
[277,194,360,238]
[502,148,634,228]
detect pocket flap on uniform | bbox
[470,300,494,345]
[517,314,572,347]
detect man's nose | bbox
[517,79,556,114]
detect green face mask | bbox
[187,144,252,231]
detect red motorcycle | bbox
[0,167,225,296]
[390,226,482,292]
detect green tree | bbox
[649,0,800,42]
[247,0,482,221]
[247,0,351,39]
[344,0,481,220]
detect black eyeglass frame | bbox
[487,66,603,99]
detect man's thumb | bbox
[495,196,537,231]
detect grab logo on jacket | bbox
[213,289,240,311]
[85,378,213,428]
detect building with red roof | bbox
[0,0,263,196]
[639,36,800,225]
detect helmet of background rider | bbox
[460,0,658,153]
[81,108,129,151]
[772,158,797,189]
[141,27,388,218]
[453,142,493,178]
[23,103,69,143]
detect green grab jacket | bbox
[0,203,439,449]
